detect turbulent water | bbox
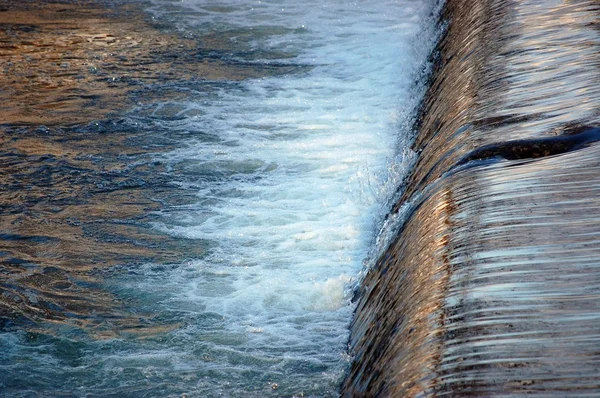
[0,0,441,396]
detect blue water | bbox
[0,0,441,396]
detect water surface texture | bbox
[344,0,600,395]
[0,0,441,396]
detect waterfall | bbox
[343,0,600,395]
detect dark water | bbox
[344,0,600,395]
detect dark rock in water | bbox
[343,0,600,395]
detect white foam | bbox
[140,0,442,392]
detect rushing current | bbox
[0,0,441,396]
[343,0,600,395]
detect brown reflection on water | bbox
[345,0,600,395]
[0,1,299,126]
[0,1,292,335]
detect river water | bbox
[0,0,441,396]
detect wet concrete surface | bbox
[344,0,600,395]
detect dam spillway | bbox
[343,0,600,396]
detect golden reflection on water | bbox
[0,2,294,126]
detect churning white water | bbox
[123,0,441,395]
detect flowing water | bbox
[0,0,442,396]
[343,0,600,395]
[8,0,599,396]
